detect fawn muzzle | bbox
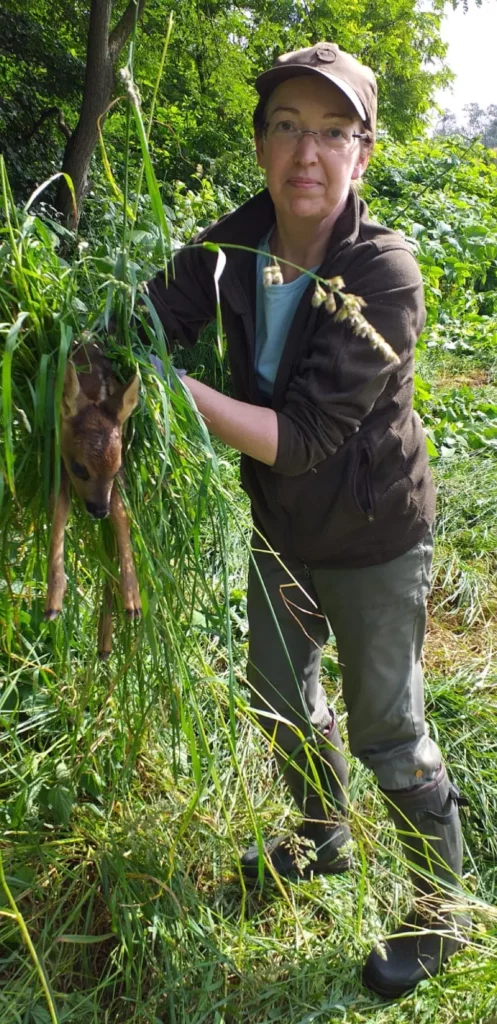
[86,501,110,519]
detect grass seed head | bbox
[324,291,336,314]
[312,283,327,307]
[312,276,398,362]
[263,264,283,287]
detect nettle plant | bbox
[363,136,497,456]
[365,136,497,352]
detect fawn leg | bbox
[110,486,141,618]
[44,466,71,620]
[98,578,114,660]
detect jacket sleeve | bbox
[272,245,426,477]
[144,239,218,350]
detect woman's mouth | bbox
[288,178,321,189]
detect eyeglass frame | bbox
[262,120,370,148]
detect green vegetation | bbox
[1,8,497,1023]
[1,0,450,214]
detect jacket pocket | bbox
[275,439,365,561]
[352,445,375,522]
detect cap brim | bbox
[255,65,367,123]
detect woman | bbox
[145,43,467,998]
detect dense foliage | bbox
[364,135,497,455]
[1,0,452,207]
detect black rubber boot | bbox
[241,717,352,879]
[363,766,469,998]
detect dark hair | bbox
[253,94,268,140]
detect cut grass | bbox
[1,448,497,1023]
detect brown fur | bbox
[44,340,141,658]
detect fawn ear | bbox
[115,373,139,425]
[62,362,87,420]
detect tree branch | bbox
[108,0,146,60]
[28,107,73,141]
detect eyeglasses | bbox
[263,119,368,151]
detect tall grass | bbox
[1,56,497,1024]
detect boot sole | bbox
[362,931,467,999]
[241,854,352,881]
[362,967,420,1000]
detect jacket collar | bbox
[206,187,364,271]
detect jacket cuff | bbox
[271,412,317,476]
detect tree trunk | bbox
[56,0,146,227]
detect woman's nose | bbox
[293,132,319,163]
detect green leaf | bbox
[47,785,74,826]
[426,435,438,458]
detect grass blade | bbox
[1,311,29,494]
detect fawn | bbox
[44,340,141,658]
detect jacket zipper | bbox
[355,445,375,522]
[364,448,375,522]
[365,485,375,522]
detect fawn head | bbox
[61,361,139,518]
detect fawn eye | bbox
[70,460,90,481]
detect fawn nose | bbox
[85,501,109,519]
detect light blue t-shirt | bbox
[255,232,316,395]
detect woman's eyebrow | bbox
[322,112,354,121]
[268,105,353,121]
[268,105,300,116]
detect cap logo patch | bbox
[315,46,337,63]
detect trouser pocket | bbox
[352,445,375,522]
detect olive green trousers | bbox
[246,529,443,791]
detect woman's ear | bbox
[351,145,371,181]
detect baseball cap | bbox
[255,42,377,135]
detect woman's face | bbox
[255,75,370,226]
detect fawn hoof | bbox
[126,607,141,620]
[44,608,61,621]
[98,648,111,662]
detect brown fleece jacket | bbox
[145,188,436,568]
